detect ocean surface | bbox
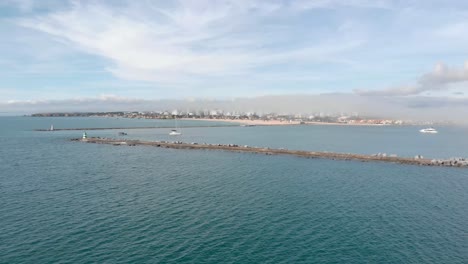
[1,116,467,263]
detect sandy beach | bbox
[183,118,301,126]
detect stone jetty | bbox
[72,137,468,168]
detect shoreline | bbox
[182,118,300,126]
[182,118,398,126]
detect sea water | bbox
[1,117,467,263]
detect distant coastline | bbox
[29,111,413,126]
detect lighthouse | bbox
[82,132,88,140]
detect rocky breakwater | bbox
[72,137,468,168]
[431,157,468,167]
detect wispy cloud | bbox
[355,61,468,96]
[17,1,364,84]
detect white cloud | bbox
[420,61,468,85]
[355,61,468,96]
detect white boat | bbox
[169,117,182,136]
[169,129,181,136]
[420,128,438,134]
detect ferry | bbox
[420,128,438,134]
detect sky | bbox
[1,0,468,118]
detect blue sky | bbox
[1,0,468,106]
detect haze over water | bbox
[1,117,467,263]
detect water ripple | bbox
[1,118,468,263]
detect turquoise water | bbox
[1,117,467,263]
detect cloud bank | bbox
[3,94,468,124]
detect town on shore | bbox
[31,110,420,126]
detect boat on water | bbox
[118,132,128,136]
[420,128,438,134]
[169,129,182,136]
[169,117,182,136]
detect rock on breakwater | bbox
[72,137,468,168]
